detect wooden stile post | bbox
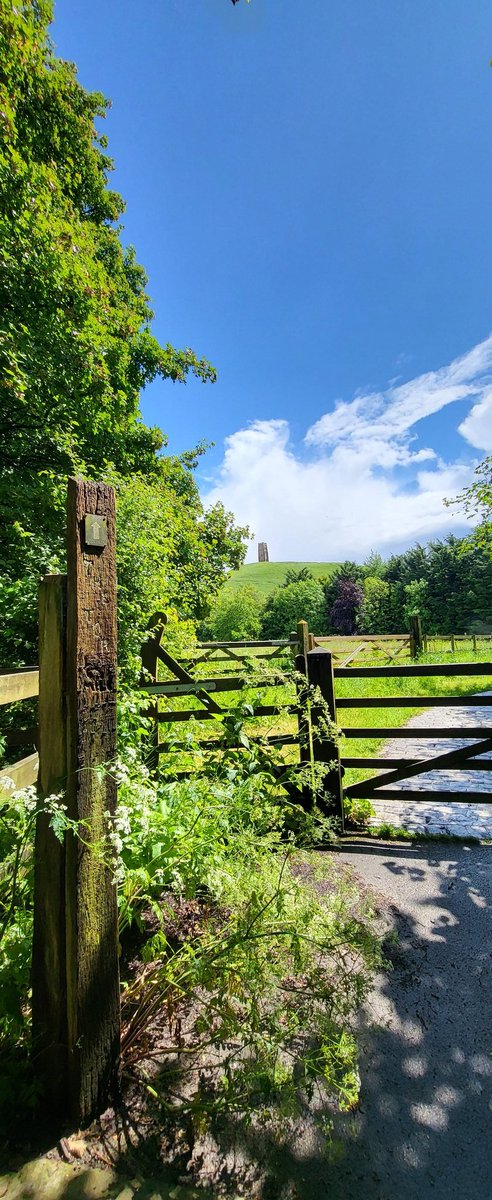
[32,574,68,1109]
[65,478,120,1123]
[295,621,310,767]
[306,648,344,831]
[33,480,120,1121]
[409,615,423,659]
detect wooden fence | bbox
[0,668,39,796]
[337,659,492,805]
[142,616,492,816]
[4,530,492,1128]
[0,479,120,1126]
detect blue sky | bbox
[52,0,492,560]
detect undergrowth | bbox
[0,694,382,1152]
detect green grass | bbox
[224,561,339,597]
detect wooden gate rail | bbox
[313,634,412,665]
[156,703,298,725]
[0,668,39,795]
[334,662,492,678]
[339,658,492,806]
[341,725,492,739]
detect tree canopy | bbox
[0,0,248,666]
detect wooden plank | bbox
[0,751,38,795]
[65,478,120,1124]
[348,788,492,803]
[32,573,67,1112]
[143,673,287,696]
[158,702,298,723]
[157,732,299,754]
[196,638,294,649]
[341,726,492,738]
[337,695,492,708]
[339,644,367,668]
[335,661,492,679]
[155,645,224,716]
[344,737,492,800]
[342,756,492,770]
[315,635,408,643]
[0,668,39,705]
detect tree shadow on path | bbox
[211,840,492,1200]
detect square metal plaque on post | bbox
[84,514,107,549]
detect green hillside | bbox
[224,561,340,598]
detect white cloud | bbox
[203,337,492,562]
[458,388,492,451]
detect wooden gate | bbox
[140,619,345,825]
[338,661,492,806]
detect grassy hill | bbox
[224,561,340,598]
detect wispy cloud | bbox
[203,336,492,562]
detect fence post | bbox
[140,611,167,774]
[306,649,344,831]
[409,615,423,659]
[294,621,310,766]
[32,574,68,1110]
[296,619,310,667]
[65,478,120,1123]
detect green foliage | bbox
[323,562,365,631]
[200,584,265,642]
[283,567,314,586]
[447,457,492,556]
[261,579,326,639]
[403,578,429,624]
[0,0,249,669]
[113,728,381,1130]
[361,576,392,634]
[329,578,364,636]
[0,785,83,1111]
[114,471,248,681]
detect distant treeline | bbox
[201,536,492,641]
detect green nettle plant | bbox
[113,723,382,1132]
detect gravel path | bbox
[367,693,492,837]
[272,840,492,1200]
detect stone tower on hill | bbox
[258,542,269,563]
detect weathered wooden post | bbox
[409,614,423,659]
[65,478,120,1122]
[306,648,344,830]
[32,574,68,1109]
[140,612,167,774]
[295,621,311,766]
[296,619,310,668]
[32,479,120,1124]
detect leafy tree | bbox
[200,585,265,642]
[0,0,248,666]
[363,550,386,579]
[361,576,392,634]
[283,568,314,587]
[329,579,363,635]
[448,457,492,555]
[261,580,326,640]
[323,562,364,630]
[403,579,430,627]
